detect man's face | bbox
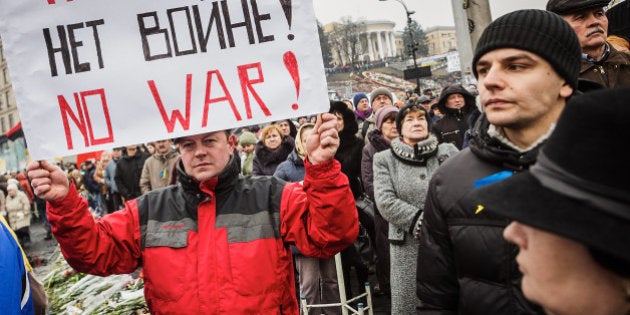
[177,131,234,182]
[562,8,608,53]
[112,149,122,159]
[445,93,466,109]
[371,94,392,112]
[356,98,370,112]
[154,139,172,155]
[125,145,137,156]
[277,121,291,136]
[475,48,573,133]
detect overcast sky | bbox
[314,0,549,31]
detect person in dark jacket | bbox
[430,84,478,150]
[329,100,369,300]
[547,0,630,88]
[417,9,581,314]
[253,124,294,176]
[360,105,399,296]
[114,144,150,202]
[26,114,358,314]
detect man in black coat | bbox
[114,144,149,202]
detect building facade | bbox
[425,26,457,56]
[0,36,28,173]
[323,20,404,66]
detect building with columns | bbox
[425,26,457,56]
[323,20,404,66]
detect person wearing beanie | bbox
[430,84,478,150]
[417,9,581,315]
[360,105,399,297]
[468,87,630,315]
[546,0,630,88]
[353,92,372,123]
[238,131,258,175]
[358,87,394,142]
[607,0,630,52]
[373,103,458,314]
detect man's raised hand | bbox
[26,160,69,201]
[306,113,340,164]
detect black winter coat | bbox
[416,115,545,315]
[115,151,150,201]
[431,85,477,150]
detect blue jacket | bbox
[0,216,34,314]
[273,151,305,182]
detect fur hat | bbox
[468,87,630,270]
[7,183,18,192]
[238,132,257,146]
[375,106,400,130]
[370,87,394,105]
[352,93,369,109]
[329,100,359,136]
[472,9,581,90]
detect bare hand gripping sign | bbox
[0,0,328,159]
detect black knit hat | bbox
[472,9,581,90]
[395,103,431,134]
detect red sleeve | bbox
[280,158,358,259]
[46,183,142,276]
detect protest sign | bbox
[0,0,329,159]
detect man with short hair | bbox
[26,113,358,314]
[104,147,123,212]
[416,9,581,314]
[139,139,179,194]
[115,144,149,202]
[547,0,630,87]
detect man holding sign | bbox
[26,114,358,314]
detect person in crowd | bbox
[93,151,111,213]
[341,99,354,111]
[468,87,630,315]
[140,139,179,194]
[353,92,371,125]
[0,215,37,314]
[26,114,358,314]
[359,87,394,141]
[417,9,581,314]
[16,173,35,214]
[253,124,294,175]
[606,0,630,52]
[275,123,341,314]
[104,147,123,212]
[430,84,478,150]
[5,183,32,247]
[115,144,150,202]
[329,100,370,300]
[373,104,458,314]
[275,119,298,139]
[82,159,103,215]
[547,0,630,87]
[238,131,258,176]
[360,105,399,297]
[145,142,156,155]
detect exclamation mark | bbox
[283,51,300,111]
[279,0,294,40]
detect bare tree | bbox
[326,17,365,68]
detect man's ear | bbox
[560,82,574,99]
[228,134,237,154]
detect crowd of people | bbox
[4,0,630,314]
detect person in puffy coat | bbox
[430,84,478,150]
[417,9,581,314]
[27,113,358,315]
[253,124,295,176]
[5,183,31,246]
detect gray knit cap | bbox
[472,9,581,89]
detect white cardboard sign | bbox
[0,0,328,159]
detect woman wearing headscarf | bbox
[252,124,294,175]
[5,183,32,246]
[373,103,458,314]
[360,105,399,296]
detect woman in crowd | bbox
[5,183,32,246]
[329,100,370,300]
[373,104,458,314]
[360,105,399,296]
[253,124,294,175]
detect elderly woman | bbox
[469,88,630,315]
[5,183,32,246]
[373,104,458,314]
[360,105,399,295]
[252,124,294,175]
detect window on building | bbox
[3,68,8,84]
[1,117,5,134]
[8,113,14,128]
[5,91,9,108]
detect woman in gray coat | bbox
[373,104,458,314]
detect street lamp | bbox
[379,0,421,92]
